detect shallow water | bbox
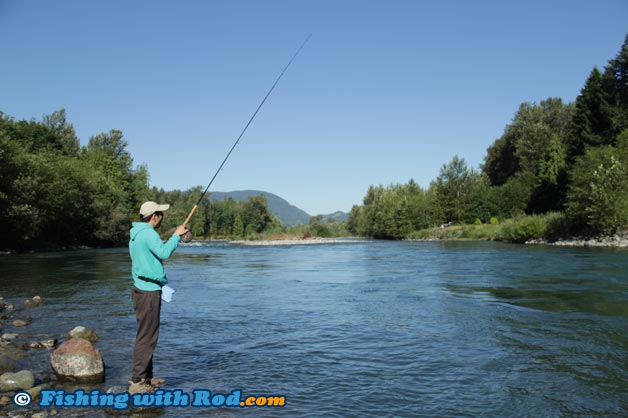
[1,240,627,417]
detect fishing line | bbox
[180,35,311,239]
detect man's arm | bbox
[146,229,182,260]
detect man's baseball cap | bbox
[139,201,170,217]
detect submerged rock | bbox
[23,298,40,309]
[27,339,57,350]
[0,355,20,373]
[50,338,104,383]
[67,326,98,343]
[12,318,31,327]
[0,369,35,392]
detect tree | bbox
[529,132,568,212]
[483,134,519,186]
[605,34,628,136]
[42,109,80,156]
[566,145,628,234]
[81,129,149,244]
[240,195,277,235]
[567,68,616,159]
[434,156,479,223]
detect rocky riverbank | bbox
[526,233,628,248]
[0,295,106,417]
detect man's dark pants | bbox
[131,287,161,383]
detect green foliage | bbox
[483,98,573,186]
[482,98,573,213]
[0,110,151,250]
[348,180,438,239]
[434,156,480,223]
[496,215,547,243]
[279,220,349,239]
[351,34,628,241]
[566,146,628,235]
[495,213,566,243]
[486,172,535,218]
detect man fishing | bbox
[128,201,188,394]
[124,36,308,395]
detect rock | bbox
[23,300,37,309]
[24,296,43,309]
[67,326,98,343]
[2,333,19,341]
[27,385,43,403]
[25,339,57,349]
[12,319,31,327]
[0,369,35,391]
[50,338,104,383]
[0,355,20,373]
[40,339,57,349]
[0,395,10,405]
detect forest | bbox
[348,35,628,241]
[1,35,627,250]
[0,109,292,250]
[0,109,341,250]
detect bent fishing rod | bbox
[180,35,311,240]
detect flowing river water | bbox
[0,240,626,417]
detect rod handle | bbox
[182,205,198,228]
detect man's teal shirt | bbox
[129,222,180,291]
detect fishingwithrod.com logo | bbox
[13,388,286,410]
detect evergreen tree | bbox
[567,68,615,159]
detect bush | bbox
[567,147,628,235]
[496,212,566,243]
[497,216,545,243]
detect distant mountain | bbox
[209,190,348,227]
[322,211,349,223]
[209,190,310,226]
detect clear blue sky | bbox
[2,1,627,215]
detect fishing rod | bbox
[180,35,311,241]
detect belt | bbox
[138,276,165,288]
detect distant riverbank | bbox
[407,223,628,248]
[229,237,367,246]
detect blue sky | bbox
[2,1,627,215]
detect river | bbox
[0,240,626,417]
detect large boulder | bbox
[50,338,104,383]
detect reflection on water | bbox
[0,241,626,417]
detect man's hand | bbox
[174,225,189,236]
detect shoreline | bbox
[525,235,628,248]
[229,237,368,246]
[4,234,628,254]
